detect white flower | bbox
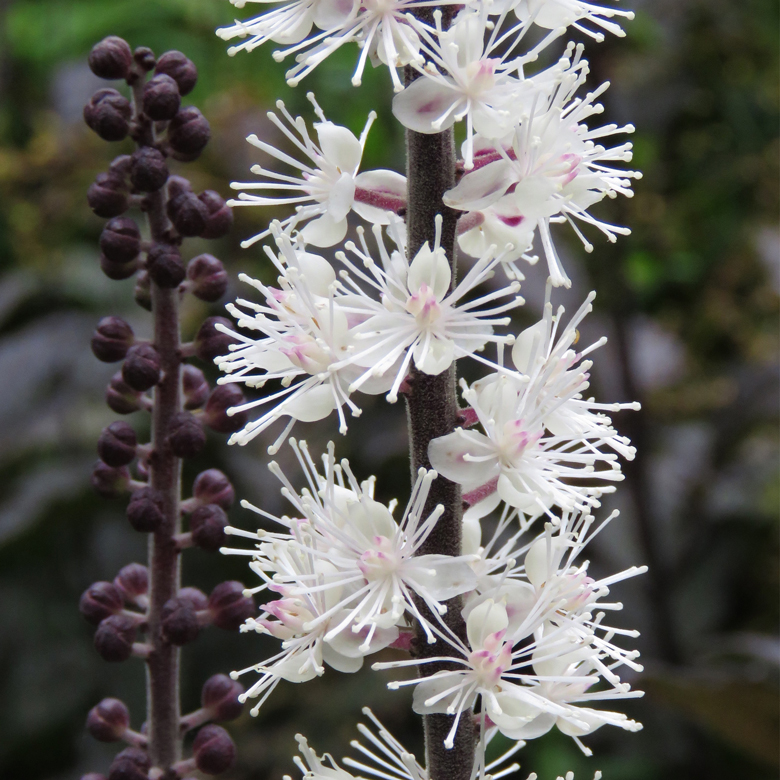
[511,0,634,41]
[229,94,406,248]
[428,288,638,519]
[444,45,641,287]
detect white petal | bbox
[405,555,477,600]
[316,122,363,173]
[413,336,454,376]
[322,641,365,673]
[466,598,508,650]
[511,320,547,374]
[412,673,461,714]
[295,251,337,296]
[463,489,501,520]
[311,0,358,29]
[462,515,481,556]
[328,171,357,222]
[284,383,337,422]
[301,212,348,247]
[408,245,451,299]
[353,169,407,224]
[428,429,499,488]
[392,77,462,134]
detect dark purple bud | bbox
[198,191,233,240]
[190,504,229,552]
[168,106,210,159]
[186,254,228,302]
[79,581,124,625]
[193,469,235,509]
[142,74,180,121]
[201,674,244,721]
[155,51,198,96]
[106,372,144,415]
[88,36,133,80]
[98,421,138,467]
[168,412,206,458]
[130,147,169,193]
[92,316,135,363]
[203,384,248,434]
[82,774,108,780]
[86,698,130,742]
[100,254,140,281]
[100,217,141,263]
[147,242,185,288]
[84,88,132,142]
[208,581,254,631]
[134,271,152,312]
[122,343,162,392]
[88,172,128,218]
[167,191,209,237]
[133,47,156,72]
[126,487,165,533]
[166,175,192,200]
[193,724,236,775]
[108,746,151,780]
[94,614,138,662]
[161,597,200,645]
[182,364,210,410]
[179,586,209,611]
[194,317,236,363]
[91,461,131,499]
[114,563,149,602]
[109,154,133,181]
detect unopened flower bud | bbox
[88,36,133,80]
[100,217,141,263]
[86,698,130,742]
[80,581,124,625]
[142,74,180,121]
[155,51,198,96]
[182,364,209,410]
[189,504,228,552]
[208,581,254,631]
[168,107,210,159]
[100,254,140,281]
[192,469,234,509]
[198,191,233,240]
[166,175,192,200]
[133,271,152,312]
[98,421,137,467]
[88,172,128,218]
[126,487,165,533]
[168,412,206,458]
[92,316,135,363]
[133,47,156,72]
[91,461,131,499]
[108,746,151,780]
[106,372,144,415]
[114,563,149,602]
[201,674,244,722]
[185,254,228,302]
[203,384,248,434]
[130,147,169,193]
[82,774,108,780]
[109,154,133,181]
[161,597,200,645]
[122,344,161,392]
[194,317,235,362]
[179,586,209,611]
[84,89,132,142]
[147,242,185,288]
[94,614,138,662]
[193,724,236,775]
[167,190,208,237]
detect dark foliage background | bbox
[0,0,777,778]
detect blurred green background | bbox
[0,0,777,778]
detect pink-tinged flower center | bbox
[469,631,512,687]
[499,419,542,464]
[280,335,330,374]
[358,536,400,580]
[405,282,442,326]
[465,58,499,95]
[259,597,315,638]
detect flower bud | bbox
[133,46,156,72]
[179,586,209,611]
[100,217,141,264]
[194,317,236,363]
[92,316,135,363]
[142,74,180,122]
[208,581,254,631]
[106,372,144,415]
[86,698,130,742]
[168,412,206,458]
[98,421,138,467]
[114,563,149,602]
[109,154,133,181]
[189,504,228,552]
[147,242,185,288]
[155,51,198,96]
[166,175,192,200]
[100,254,140,281]
[91,461,131,499]
[201,674,244,721]
[161,597,200,646]
[126,487,165,533]
[82,774,108,780]
[182,364,209,410]
[192,469,234,509]
[108,746,151,780]
[167,107,210,159]
[88,172,128,218]
[203,384,248,434]
[88,36,133,80]
[84,88,132,142]
[94,614,138,662]
[186,254,228,303]
[192,724,236,775]
[79,581,124,625]
[130,147,169,193]
[122,343,162,392]
[167,191,208,237]
[198,191,233,240]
